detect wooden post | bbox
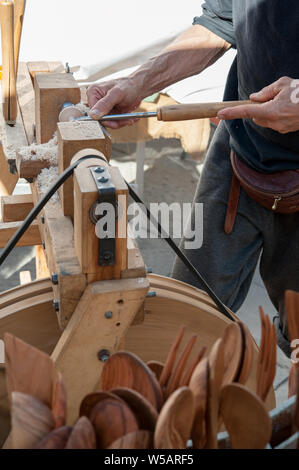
[57,121,111,217]
[73,153,128,282]
[34,73,81,144]
[52,277,149,424]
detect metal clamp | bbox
[90,166,116,267]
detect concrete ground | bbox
[0,132,290,404]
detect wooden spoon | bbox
[79,391,122,418]
[147,361,164,380]
[35,426,72,449]
[90,397,139,449]
[159,325,185,388]
[101,351,163,410]
[220,323,243,385]
[220,383,272,449]
[256,308,276,402]
[52,372,67,428]
[111,387,158,432]
[65,416,96,449]
[189,357,209,448]
[237,322,254,385]
[180,346,206,387]
[108,430,153,449]
[11,391,55,449]
[154,387,195,449]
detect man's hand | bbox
[87,78,142,129]
[217,77,299,134]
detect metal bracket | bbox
[90,166,116,267]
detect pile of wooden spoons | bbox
[4,295,291,449]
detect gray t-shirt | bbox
[194,0,299,173]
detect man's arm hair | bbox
[128,25,232,101]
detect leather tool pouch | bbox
[225,151,299,234]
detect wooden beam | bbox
[57,121,111,217]
[19,271,32,285]
[52,277,149,424]
[27,61,64,84]
[16,62,35,145]
[0,220,41,247]
[31,182,86,329]
[16,150,52,180]
[34,73,81,144]
[0,194,33,222]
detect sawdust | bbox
[18,133,58,165]
[74,102,89,115]
[37,166,60,203]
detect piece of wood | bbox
[35,73,81,144]
[34,425,72,449]
[35,244,50,279]
[189,357,209,449]
[0,193,33,222]
[31,181,86,328]
[51,277,149,424]
[13,0,26,77]
[0,220,41,247]
[220,383,272,449]
[108,430,153,450]
[58,121,111,217]
[4,333,55,407]
[121,229,146,279]
[16,62,35,145]
[74,163,128,280]
[19,270,31,285]
[154,387,195,449]
[27,61,50,83]
[0,1,17,124]
[65,416,96,449]
[52,372,67,429]
[101,351,163,411]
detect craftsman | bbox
[87,0,299,356]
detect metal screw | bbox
[51,273,58,285]
[97,349,110,362]
[53,300,59,312]
[98,176,109,183]
[94,167,105,174]
[103,251,112,261]
[146,291,156,298]
[105,311,113,319]
[41,215,45,224]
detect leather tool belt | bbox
[225,151,299,234]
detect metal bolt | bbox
[98,176,109,183]
[42,240,46,249]
[41,215,45,224]
[53,300,59,312]
[146,266,153,273]
[103,251,112,261]
[105,311,113,319]
[146,291,156,298]
[97,349,110,362]
[51,273,58,285]
[94,167,105,174]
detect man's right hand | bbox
[87,78,142,129]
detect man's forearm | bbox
[127,25,231,101]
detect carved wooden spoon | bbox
[189,357,209,448]
[108,430,153,449]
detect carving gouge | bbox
[60,100,253,123]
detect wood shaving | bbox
[37,166,60,203]
[74,102,89,115]
[18,133,58,165]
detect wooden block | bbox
[74,165,128,281]
[57,121,111,217]
[35,73,81,144]
[31,182,86,329]
[27,61,50,82]
[0,194,33,222]
[121,230,146,279]
[35,245,50,279]
[19,271,32,285]
[16,150,51,179]
[0,220,41,247]
[51,277,149,423]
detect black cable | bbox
[126,183,235,322]
[0,155,106,267]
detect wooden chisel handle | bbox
[0,0,17,124]
[14,0,26,76]
[156,100,253,121]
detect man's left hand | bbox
[217,76,299,134]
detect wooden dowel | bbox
[13,0,26,76]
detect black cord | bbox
[0,155,106,267]
[126,183,235,322]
